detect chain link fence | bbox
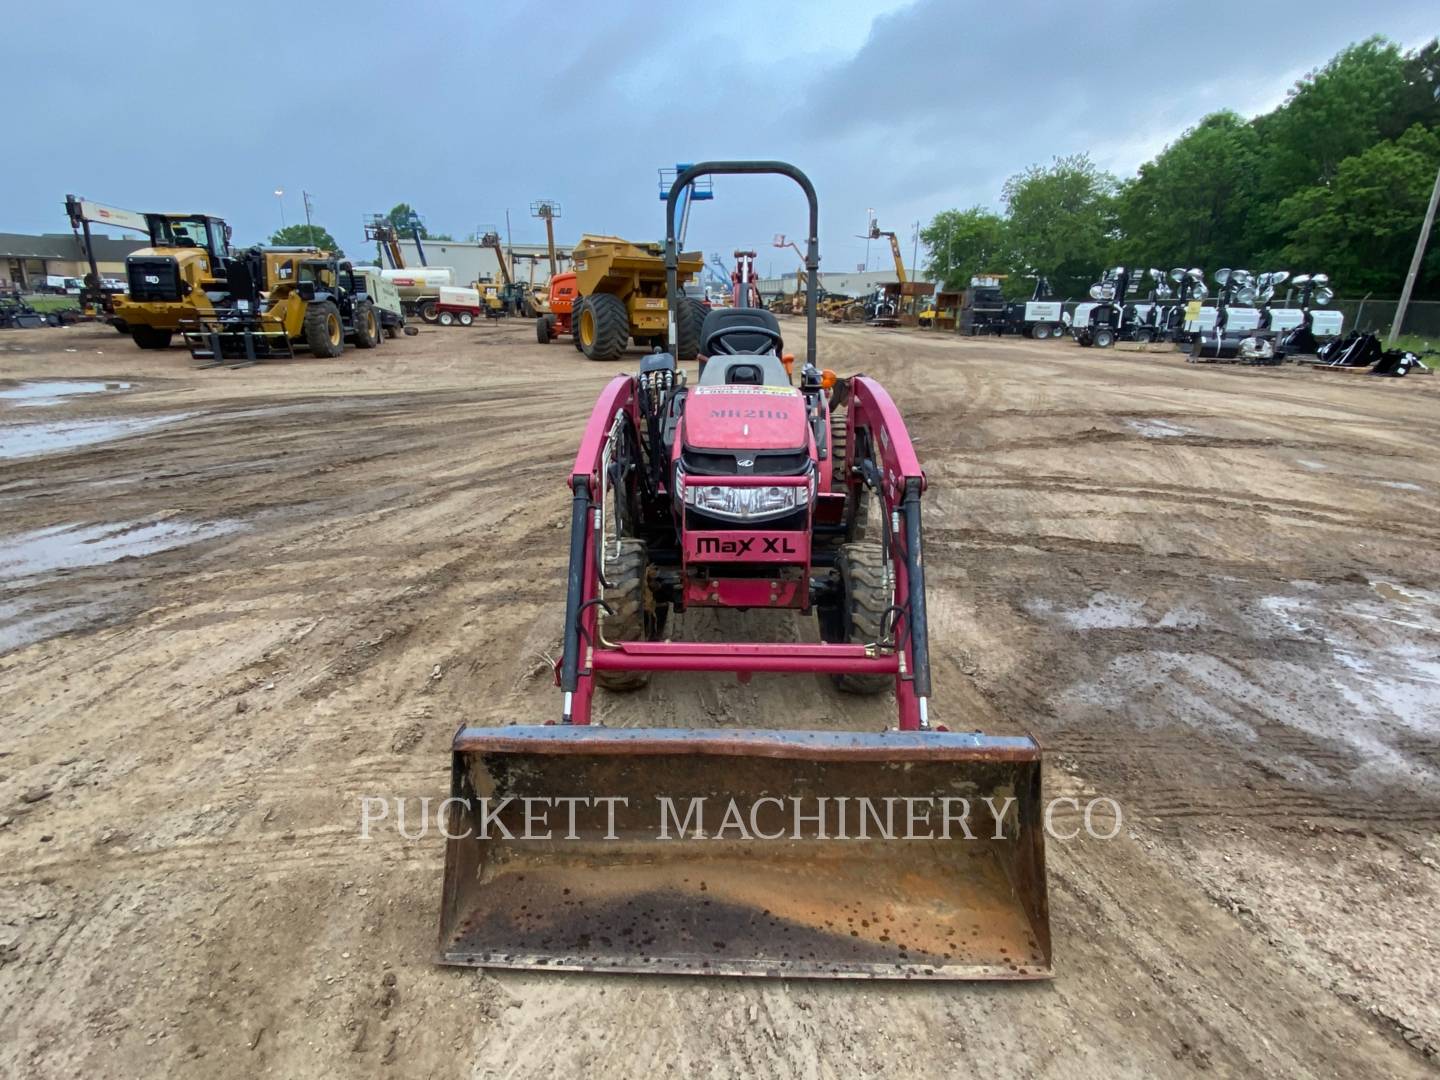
[1331,297,1440,341]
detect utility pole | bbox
[911,220,921,280]
[530,200,562,278]
[504,209,514,278]
[302,190,314,229]
[864,208,875,271]
[1389,161,1440,345]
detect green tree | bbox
[1252,37,1412,250]
[269,223,342,256]
[1115,111,1260,270]
[1277,124,1440,295]
[386,203,428,238]
[920,207,1010,291]
[1398,39,1440,133]
[1002,153,1118,295]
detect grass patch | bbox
[23,295,82,313]
[1390,333,1439,356]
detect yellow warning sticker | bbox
[692,385,797,397]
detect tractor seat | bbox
[700,307,783,357]
[697,353,792,388]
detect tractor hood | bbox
[684,385,808,452]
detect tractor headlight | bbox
[683,482,809,521]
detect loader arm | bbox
[845,375,932,726]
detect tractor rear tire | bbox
[536,315,551,344]
[130,326,172,350]
[818,543,892,695]
[304,301,346,358]
[579,293,630,361]
[352,302,379,349]
[596,538,658,691]
[676,297,706,362]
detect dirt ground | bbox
[1,317,1437,1079]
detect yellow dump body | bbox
[570,235,703,337]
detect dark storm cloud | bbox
[784,0,1436,234]
[2,1,1432,275]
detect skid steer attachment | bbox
[438,162,1052,980]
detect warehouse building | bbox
[1,232,145,289]
[753,269,934,299]
[393,239,573,287]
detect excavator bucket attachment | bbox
[438,726,1051,980]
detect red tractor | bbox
[535,270,579,347]
[440,162,1050,982]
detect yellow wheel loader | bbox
[111,211,328,352]
[110,213,233,349]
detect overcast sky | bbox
[6,0,1433,275]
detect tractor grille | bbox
[126,257,181,302]
[685,506,809,532]
[681,448,810,476]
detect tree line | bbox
[922,37,1440,300]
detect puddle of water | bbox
[0,518,241,580]
[1372,581,1419,604]
[1030,591,1205,630]
[0,595,112,654]
[0,413,192,460]
[1377,480,1424,492]
[0,380,133,406]
[1126,418,1192,439]
[1296,459,1327,471]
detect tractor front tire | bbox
[676,296,707,362]
[826,543,893,694]
[596,538,659,691]
[130,326,172,350]
[304,301,346,358]
[352,303,379,349]
[828,409,871,544]
[579,293,630,361]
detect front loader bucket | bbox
[438,727,1051,980]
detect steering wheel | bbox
[704,325,784,355]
